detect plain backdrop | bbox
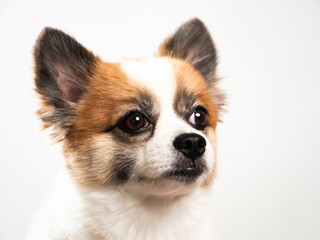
[0,0,319,239]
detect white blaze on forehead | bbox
[120,58,196,135]
[120,58,176,111]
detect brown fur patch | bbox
[172,59,218,129]
[74,62,157,133]
[62,61,159,184]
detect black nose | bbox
[173,133,206,161]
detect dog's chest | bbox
[80,188,214,240]
[27,171,216,240]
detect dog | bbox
[27,18,225,240]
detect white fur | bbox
[27,168,217,240]
[27,58,217,239]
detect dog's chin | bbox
[127,167,206,197]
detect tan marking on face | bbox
[76,62,157,133]
[62,61,158,185]
[172,59,218,129]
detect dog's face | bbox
[34,19,225,197]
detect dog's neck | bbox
[47,166,215,240]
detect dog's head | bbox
[34,18,225,197]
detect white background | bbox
[0,0,319,239]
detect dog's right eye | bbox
[188,107,208,130]
[118,112,151,135]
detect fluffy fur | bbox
[27,18,225,240]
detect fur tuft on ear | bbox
[159,18,225,115]
[33,27,97,139]
[158,18,217,84]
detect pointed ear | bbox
[34,27,97,105]
[158,18,217,83]
[33,27,97,138]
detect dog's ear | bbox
[34,27,97,105]
[158,18,217,84]
[159,18,225,115]
[34,27,97,139]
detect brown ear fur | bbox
[158,18,225,115]
[33,27,98,140]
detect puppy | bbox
[27,18,225,240]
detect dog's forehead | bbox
[119,58,217,130]
[120,57,197,142]
[120,58,177,108]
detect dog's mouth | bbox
[162,156,207,183]
[137,166,204,184]
[136,158,207,184]
[163,166,204,183]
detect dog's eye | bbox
[119,112,150,134]
[188,108,208,130]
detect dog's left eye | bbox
[188,108,208,130]
[118,112,151,134]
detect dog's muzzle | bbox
[163,133,207,183]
